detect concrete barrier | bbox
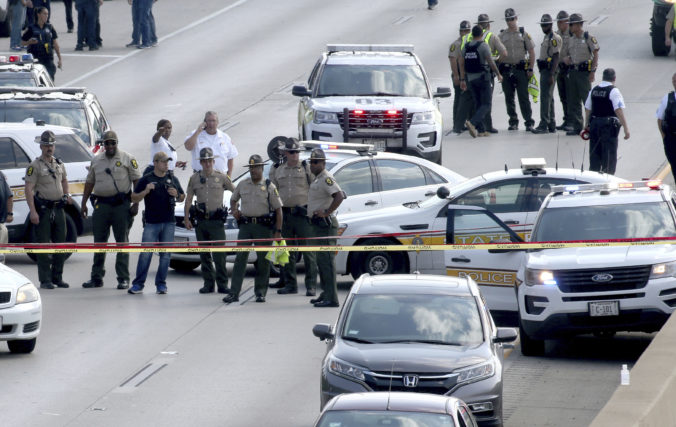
[590,313,676,427]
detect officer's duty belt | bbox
[35,197,65,209]
[239,215,274,225]
[536,59,553,71]
[573,62,592,72]
[282,205,308,216]
[196,209,226,221]
[93,192,131,205]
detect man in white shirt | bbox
[583,68,630,174]
[184,111,238,177]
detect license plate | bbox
[589,301,619,317]
[363,139,386,151]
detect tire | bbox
[519,323,545,357]
[350,238,408,280]
[651,21,669,56]
[8,338,37,354]
[26,214,77,262]
[169,259,200,272]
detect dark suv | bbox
[0,87,110,148]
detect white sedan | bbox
[170,141,465,271]
[0,263,41,354]
[335,159,626,279]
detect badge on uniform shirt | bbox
[591,36,597,44]
[131,159,138,169]
[115,161,122,167]
[260,185,266,191]
[26,166,33,176]
[552,39,558,47]
[325,177,334,186]
[214,177,220,183]
[450,44,456,52]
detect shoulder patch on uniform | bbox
[325,177,334,186]
[527,33,532,40]
[591,36,597,44]
[26,166,33,176]
[450,44,456,52]
[131,159,138,169]
[274,187,279,196]
[552,39,557,47]
[115,161,122,167]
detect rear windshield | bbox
[317,64,429,98]
[0,77,36,87]
[532,202,676,241]
[2,106,90,144]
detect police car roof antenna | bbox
[387,359,395,404]
[580,143,586,173]
[555,135,560,171]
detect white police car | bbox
[170,141,465,271]
[513,181,676,355]
[292,44,450,164]
[0,263,41,353]
[0,54,54,88]
[0,122,93,259]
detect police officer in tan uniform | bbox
[532,14,563,134]
[223,154,283,304]
[81,130,142,289]
[555,11,572,130]
[498,8,536,132]
[184,147,235,294]
[561,13,599,135]
[449,20,473,134]
[307,149,345,308]
[24,130,73,289]
[268,138,318,296]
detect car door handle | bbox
[503,220,519,225]
[451,256,471,263]
[365,200,378,206]
[425,191,435,197]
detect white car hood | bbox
[526,245,676,270]
[0,263,32,290]
[309,96,437,113]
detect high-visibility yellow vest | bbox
[461,30,499,58]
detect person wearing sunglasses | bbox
[24,130,73,289]
[81,130,142,290]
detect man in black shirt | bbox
[128,151,185,295]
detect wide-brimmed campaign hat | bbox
[556,11,569,22]
[39,130,55,145]
[475,14,493,24]
[568,13,585,24]
[504,8,518,19]
[199,147,214,160]
[280,138,301,152]
[102,130,118,142]
[538,14,553,25]
[245,154,267,167]
[309,148,327,160]
[459,20,471,30]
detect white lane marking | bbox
[588,15,609,26]
[63,0,249,86]
[61,54,124,58]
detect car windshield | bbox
[317,64,429,98]
[342,294,483,346]
[316,410,456,427]
[532,202,676,241]
[0,77,36,87]
[52,134,93,162]
[4,107,90,144]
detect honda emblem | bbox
[402,374,419,388]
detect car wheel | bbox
[651,19,669,56]
[8,338,37,354]
[26,214,77,262]
[169,259,200,272]
[351,238,407,279]
[519,323,545,357]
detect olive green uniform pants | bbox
[196,219,228,291]
[90,200,131,283]
[280,212,317,291]
[230,222,272,298]
[35,206,66,284]
[565,69,591,132]
[538,69,558,130]
[311,217,338,305]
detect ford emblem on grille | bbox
[368,118,383,125]
[591,273,613,282]
[402,374,419,388]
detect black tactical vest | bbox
[590,85,616,118]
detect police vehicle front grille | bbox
[554,265,651,293]
[337,110,412,132]
[0,291,10,304]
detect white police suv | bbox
[0,263,41,353]
[0,122,93,259]
[292,45,450,164]
[0,54,54,88]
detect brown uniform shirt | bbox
[499,27,535,64]
[562,31,599,64]
[556,29,571,57]
[538,31,562,61]
[307,169,342,216]
[25,156,67,201]
[187,170,234,212]
[86,149,141,197]
[268,161,313,207]
[231,177,282,217]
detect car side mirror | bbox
[433,87,452,98]
[292,85,311,97]
[313,323,334,341]
[493,327,518,343]
[436,186,450,199]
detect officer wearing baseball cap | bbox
[532,14,563,134]
[307,148,345,308]
[184,147,235,295]
[555,11,572,130]
[224,154,283,304]
[81,129,142,289]
[268,138,318,296]
[449,20,474,134]
[24,129,73,289]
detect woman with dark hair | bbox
[21,6,62,81]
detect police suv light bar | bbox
[326,44,414,53]
[0,54,35,65]
[521,158,547,171]
[300,140,375,153]
[552,180,662,195]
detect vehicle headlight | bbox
[328,356,366,382]
[650,261,676,279]
[313,111,339,124]
[16,283,40,304]
[525,268,556,286]
[456,361,495,384]
[410,111,435,125]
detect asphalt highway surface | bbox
[1,0,673,425]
